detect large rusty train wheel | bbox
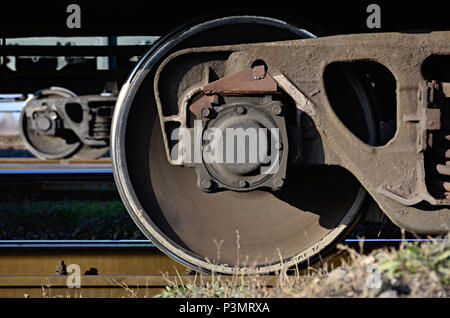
[112,16,377,274]
[19,87,83,159]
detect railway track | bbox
[0,240,186,297]
[0,158,112,173]
[0,239,311,298]
[0,157,114,189]
[0,238,439,298]
[0,158,112,170]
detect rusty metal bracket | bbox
[203,65,278,95]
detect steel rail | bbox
[0,238,442,248]
[0,158,113,174]
[0,240,154,248]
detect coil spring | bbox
[91,120,111,138]
[89,107,113,138]
[435,134,450,198]
[427,82,449,199]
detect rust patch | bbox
[203,66,278,95]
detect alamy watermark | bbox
[170,120,280,175]
[64,5,380,32]
[366,4,381,29]
[66,264,81,288]
[66,4,81,29]
[366,264,382,289]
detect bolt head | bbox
[236,106,246,114]
[272,104,282,115]
[238,179,248,188]
[200,107,211,118]
[275,142,283,150]
[200,178,212,190]
[273,177,284,189]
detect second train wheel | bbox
[112,16,378,274]
[19,87,83,160]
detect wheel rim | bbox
[112,16,375,273]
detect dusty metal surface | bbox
[155,31,450,235]
[203,65,278,95]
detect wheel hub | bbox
[195,96,289,192]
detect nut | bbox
[236,106,246,114]
[200,107,212,118]
[200,178,212,190]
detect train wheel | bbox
[112,16,377,274]
[19,87,82,159]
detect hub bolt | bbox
[200,107,212,118]
[236,106,246,115]
[273,177,285,189]
[272,105,282,116]
[200,178,212,190]
[238,179,248,188]
[49,112,58,120]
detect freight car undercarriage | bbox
[19,87,115,159]
[150,32,450,229]
[17,16,450,274]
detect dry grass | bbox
[155,235,449,298]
